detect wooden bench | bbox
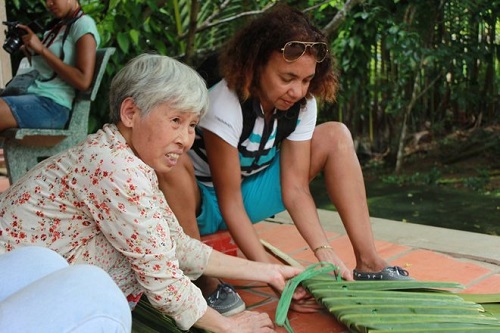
[0,47,115,184]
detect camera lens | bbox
[3,36,23,54]
[2,21,39,55]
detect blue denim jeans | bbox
[3,94,70,129]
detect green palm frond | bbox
[263,240,500,333]
[132,297,208,333]
[301,274,500,333]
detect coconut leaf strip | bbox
[371,325,500,332]
[321,296,472,306]
[341,313,500,327]
[303,279,463,291]
[311,289,463,300]
[322,300,468,311]
[460,293,500,304]
[481,304,500,320]
[368,321,500,330]
[329,304,484,316]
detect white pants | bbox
[0,246,131,333]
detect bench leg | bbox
[3,140,41,185]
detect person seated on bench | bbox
[0,246,132,333]
[0,53,309,333]
[0,0,100,131]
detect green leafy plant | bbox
[132,297,208,333]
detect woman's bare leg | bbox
[309,122,388,273]
[0,98,19,131]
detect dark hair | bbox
[219,3,338,102]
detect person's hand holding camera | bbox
[17,24,45,57]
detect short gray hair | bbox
[109,53,208,123]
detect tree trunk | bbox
[184,0,200,65]
[395,63,422,174]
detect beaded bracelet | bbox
[312,245,333,254]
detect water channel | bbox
[310,177,500,236]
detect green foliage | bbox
[462,169,491,191]
[381,167,442,186]
[325,0,498,170]
[3,0,499,142]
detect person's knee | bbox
[0,264,131,333]
[320,121,352,139]
[314,122,354,150]
[0,98,19,130]
[69,317,131,333]
[59,265,132,331]
[64,265,124,302]
[1,246,67,265]
[0,246,69,302]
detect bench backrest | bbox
[66,47,116,134]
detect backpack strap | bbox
[239,98,259,145]
[275,103,301,145]
[238,98,301,148]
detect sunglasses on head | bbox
[281,41,329,63]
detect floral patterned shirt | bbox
[0,124,212,330]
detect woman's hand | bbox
[266,264,302,291]
[314,248,353,281]
[18,24,45,55]
[288,288,322,313]
[269,281,322,313]
[225,311,275,333]
[267,264,323,313]
[196,307,276,333]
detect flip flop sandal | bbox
[353,266,414,281]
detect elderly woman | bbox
[0,53,304,333]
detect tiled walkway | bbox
[210,220,500,333]
[0,170,498,332]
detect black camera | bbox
[2,20,44,54]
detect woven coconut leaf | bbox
[300,273,500,333]
[272,262,500,333]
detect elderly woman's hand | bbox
[197,307,276,333]
[267,264,322,313]
[225,311,276,333]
